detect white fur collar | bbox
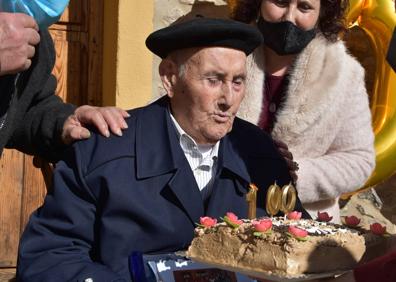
[237,35,356,143]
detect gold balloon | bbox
[343,0,396,197]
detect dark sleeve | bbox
[354,251,396,282]
[16,143,125,282]
[6,29,76,161]
[229,118,310,218]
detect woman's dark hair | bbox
[231,0,349,42]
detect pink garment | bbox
[354,250,396,282]
[257,74,286,133]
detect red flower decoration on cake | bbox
[253,219,273,233]
[317,211,333,222]
[370,223,386,235]
[226,212,243,225]
[199,217,217,228]
[286,211,302,220]
[288,226,308,241]
[223,212,243,228]
[344,216,361,227]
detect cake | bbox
[187,213,366,277]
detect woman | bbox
[232,0,375,222]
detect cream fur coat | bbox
[237,35,376,222]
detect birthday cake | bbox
[187,213,366,276]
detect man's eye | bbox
[207,78,221,85]
[233,78,245,86]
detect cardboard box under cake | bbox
[187,218,395,281]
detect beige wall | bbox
[103,0,154,109]
[102,0,230,109]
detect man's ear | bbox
[159,59,178,98]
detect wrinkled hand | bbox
[0,12,40,75]
[62,105,130,145]
[273,139,298,183]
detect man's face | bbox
[168,47,247,145]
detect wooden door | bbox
[0,1,103,280]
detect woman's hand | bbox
[273,138,299,183]
[61,105,130,144]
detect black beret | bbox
[146,17,263,58]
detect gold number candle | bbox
[246,183,258,219]
[266,182,297,216]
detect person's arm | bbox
[294,68,375,203]
[17,143,126,282]
[6,69,75,161]
[6,29,129,161]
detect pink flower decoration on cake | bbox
[344,216,361,227]
[286,211,302,220]
[317,211,333,222]
[225,212,243,225]
[253,219,273,233]
[200,216,217,228]
[370,223,386,235]
[288,226,308,238]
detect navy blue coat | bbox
[17,97,308,282]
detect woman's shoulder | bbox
[311,35,365,75]
[294,34,365,85]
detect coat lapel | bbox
[220,134,251,184]
[135,97,204,224]
[167,166,204,225]
[135,97,175,179]
[205,134,252,217]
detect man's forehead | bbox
[185,47,247,71]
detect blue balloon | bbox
[0,0,69,28]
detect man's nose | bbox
[219,81,234,110]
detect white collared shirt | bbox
[170,113,219,197]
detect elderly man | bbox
[17,17,308,282]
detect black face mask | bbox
[257,17,316,55]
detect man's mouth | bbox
[213,112,232,123]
